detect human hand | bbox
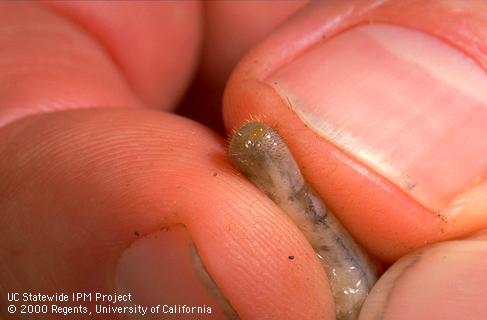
[1,1,487,320]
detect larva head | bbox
[228,121,288,188]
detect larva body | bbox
[229,121,377,320]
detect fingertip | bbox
[0,2,143,126]
[0,108,334,319]
[45,1,203,109]
[223,0,487,262]
[202,0,308,86]
[361,240,487,320]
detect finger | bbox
[223,0,487,262]
[0,108,333,319]
[0,2,201,127]
[177,0,308,132]
[360,237,487,319]
[201,0,308,86]
[0,2,137,126]
[44,1,202,109]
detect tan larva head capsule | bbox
[229,121,278,156]
[228,121,290,189]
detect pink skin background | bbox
[0,1,486,319]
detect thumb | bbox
[224,0,487,262]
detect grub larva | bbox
[229,121,377,320]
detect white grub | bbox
[229,121,378,320]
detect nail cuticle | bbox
[190,241,240,320]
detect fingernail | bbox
[267,24,487,215]
[360,240,487,319]
[115,225,237,319]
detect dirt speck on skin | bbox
[288,255,295,260]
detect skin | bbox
[190,242,239,319]
[1,1,487,319]
[223,0,487,262]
